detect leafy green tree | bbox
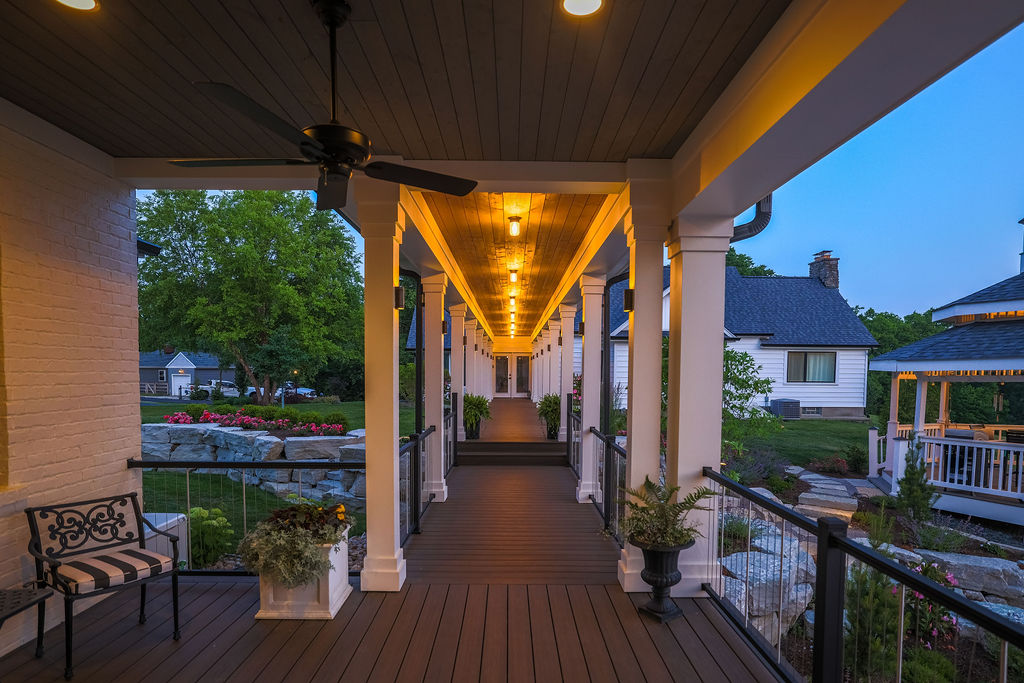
[725,247,776,276]
[138,190,363,404]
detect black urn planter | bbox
[545,423,558,440]
[465,421,481,439]
[634,538,694,623]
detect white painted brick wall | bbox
[0,119,140,657]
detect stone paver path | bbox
[789,468,885,523]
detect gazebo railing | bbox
[918,436,1024,499]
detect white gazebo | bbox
[870,269,1024,523]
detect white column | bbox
[665,217,732,595]
[355,178,406,592]
[913,375,929,434]
[548,320,561,400]
[619,215,669,592]
[475,329,486,397]
[538,330,549,397]
[531,342,539,400]
[422,273,448,502]
[449,304,467,440]
[938,381,950,433]
[485,338,494,399]
[559,304,576,440]
[578,275,605,502]
[464,319,478,398]
[886,373,900,470]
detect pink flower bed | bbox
[163,410,347,436]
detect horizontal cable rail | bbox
[567,394,582,477]
[702,466,1024,682]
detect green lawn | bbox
[746,419,876,467]
[142,400,416,435]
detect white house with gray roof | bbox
[577,252,878,417]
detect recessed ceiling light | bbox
[55,0,99,10]
[563,0,601,16]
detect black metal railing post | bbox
[812,516,847,682]
[452,391,458,470]
[410,432,422,534]
[566,392,572,460]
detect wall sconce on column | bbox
[442,320,448,334]
[579,321,584,335]
[558,335,562,346]
[623,288,635,312]
[394,286,405,309]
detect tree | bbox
[138,190,363,404]
[726,247,776,276]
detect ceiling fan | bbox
[170,0,477,211]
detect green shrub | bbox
[183,404,206,421]
[210,385,225,401]
[241,404,281,420]
[211,403,235,415]
[981,541,1008,558]
[225,396,253,406]
[913,523,968,553]
[398,363,416,401]
[319,395,342,404]
[721,514,762,555]
[843,444,869,474]
[902,647,955,683]
[188,387,209,400]
[764,473,793,496]
[809,455,848,475]
[279,407,302,423]
[721,446,785,485]
[895,439,936,522]
[319,411,349,429]
[188,506,234,568]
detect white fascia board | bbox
[165,352,197,369]
[931,300,1024,322]
[869,358,1024,373]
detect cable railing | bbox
[702,466,1024,682]
[566,393,582,477]
[127,458,366,575]
[399,424,435,546]
[589,426,627,547]
[444,392,458,476]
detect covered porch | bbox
[2,0,1024,680]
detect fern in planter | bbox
[621,476,713,548]
[462,393,491,439]
[536,393,561,439]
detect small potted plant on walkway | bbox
[463,393,491,439]
[622,476,713,623]
[239,500,352,619]
[537,393,560,440]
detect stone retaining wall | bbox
[141,423,368,506]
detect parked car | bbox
[188,380,240,399]
[245,383,319,399]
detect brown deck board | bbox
[479,398,549,441]
[1,463,776,683]
[506,584,536,683]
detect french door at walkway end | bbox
[495,355,530,398]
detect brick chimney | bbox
[809,250,839,288]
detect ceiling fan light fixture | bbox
[508,216,521,237]
[55,0,99,10]
[562,0,601,16]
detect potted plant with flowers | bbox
[622,476,713,623]
[239,500,352,619]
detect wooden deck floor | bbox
[406,466,619,584]
[0,578,778,682]
[479,399,549,442]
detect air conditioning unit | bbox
[769,399,801,420]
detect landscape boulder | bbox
[916,549,1024,601]
[169,443,216,461]
[284,436,353,460]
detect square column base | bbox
[423,481,448,503]
[617,546,649,592]
[671,548,712,597]
[575,481,598,503]
[360,551,407,592]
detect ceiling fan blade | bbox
[169,158,316,167]
[194,82,325,155]
[361,161,477,196]
[316,168,351,211]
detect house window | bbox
[787,351,836,383]
[157,369,167,382]
[801,406,823,416]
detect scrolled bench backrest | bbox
[25,493,146,560]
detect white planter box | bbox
[255,534,352,619]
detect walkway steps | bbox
[456,440,567,466]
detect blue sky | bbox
[734,23,1024,315]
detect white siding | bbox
[726,337,868,408]
[573,334,582,375]
[612,340,629,409]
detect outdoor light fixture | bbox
[508,216,521,237]
[509,297,516,311]
[623,287,635,312]
[394,286,405,309]
[442,320,448,334]
[558,335,562,346]
[55,0,99,10]
[562,0,601,16]
[510,312,515,321]
[509,269,518,283]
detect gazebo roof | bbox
[869,320,1024,372]
[932,271,1024,321]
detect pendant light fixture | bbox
[508,216,521,237]
[509,268,518,283]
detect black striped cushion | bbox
[54,548,173,594]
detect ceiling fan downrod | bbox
[312,0,351,124]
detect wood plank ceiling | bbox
[0,0,791,161]
[421,192,606,335]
